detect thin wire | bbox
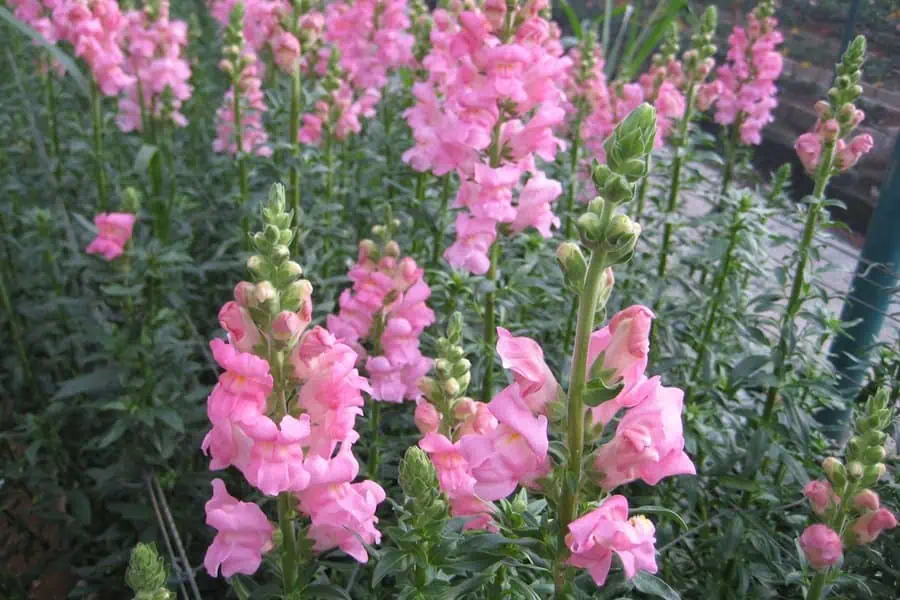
[145,477,191,600]
[151,475,203,600]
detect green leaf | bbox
[557,0,582,40]
[0,6,90,98]
[630,505,688,530]
[583,377,624,408]
[134,144,159,175]
[719,476,759,492]
[155,409,184,433]
[97,420,129,449]
[68,489,92,525]
[303,584,351,600]
[372,550,406,587]
[632,572,680,600]
[53,368,120,400]
[730,355,769,384]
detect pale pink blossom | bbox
[86,212,136,260]
[204,479,274,577]
[592,379,695,489]
[495,327,558,414]
[853,508,897,545]
[414,399,442,434]
[218,301,262,352]
[803,480,838,516]
[800,524,842,570]
[794,132,823,175]
[444,214,497,275]
[566,495,658,586]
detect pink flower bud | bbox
[794,132,823,175]
[234,281,256,307]
[853,490,880,512]
[272,311,303,341]
[853,508,897,545]
[453,397,477,421]
[803,480,837,516]
[254,281,276,305]
[414,400,441,434]
[799,525,843,570]
[814,100,830,117]
[218,301,262,352]
[483,0,506,32]
[822,119,840,142]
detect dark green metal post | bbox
[819,134,900,439]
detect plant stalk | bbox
[480,242,502,401]
[553,251,609,597]
[289,66,302,248]
[563,110,584,240]
[657,81,698,278]
[90,80,108,210]
[806,572,828,600]
[763,141,835,423]
[277,493,298,592]
[432,174,451,267]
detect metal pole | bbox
[818,134,900,439]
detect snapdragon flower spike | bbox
[705,0,783,145]
[212,3,272,157]
[117,0,193,133]
[10,0,63,73]
[799,387,896,575]
[201,185,385,575]
[328,222,435,403]
[637,23,686,144]
[794,36,873,175]
[50,0,134,95]
[85,212,137,261]
[403,0,569,273]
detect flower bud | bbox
[853,490,880,512]
[126,543,168,594]
[254,281,277,305]
[281,279,312,312]
[848,460,864,480]
[414,400,441,435]
[271,244,290,265]
[814,100,831,118]
[451,358,471,378]
[822,119,840,142]
[443,378,461,397]
[399,446,442,511]
[453,397,477,421]
[273,311,303,341]
[418,376,440,399]
[606,214,641,259]
[557,242,587,292]
[864,446,886,464]
[383,240,401,258]
[865,463,886,484]
[283,261,303,278]
[247,254,265,274]
[577,212,605,245]
[234,281,256,307]
[456,371,471,393]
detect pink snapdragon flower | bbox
[204,479,274,577]
[566,495,658,586]
[794,132,822,174]
[213,51,271,157]
[592,378,696,489]
[852,508,897,545]
[800,524,843,570]
[587,305,655,425]
[711,7,783,145]
[218,301,262,353]
[495,327,559,414]
[835,134,874,171]
[328,241,435,402]
[86,212,137,260]
[458,384,549,500]
[403,5,569,273]
[117,1,192,132]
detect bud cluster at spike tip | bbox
[211,3,271,157]
[799,387,897,572]
[202,184,386,578]
[794,36,873,175]
[327,218,436,403]
[401,0,570,274]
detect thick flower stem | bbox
[763,141,835,424]
[90,80,108,211]
[633,175,650,223]
[657,81,697,278]
[277,493,298,593]
[289,67,302,250]
[0,264,38,400]
[431,174,451,267]
[718,124,740,201]
[806,572,828,600]
[480,242,502,401]
[369,400,382,479]
[554,251,609,597]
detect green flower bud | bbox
[247,254,266,275]
[603,104,657,178]
[447,312,464,344]
[456,371,471,394]
[864,446,886,464]
[281,279,312,312]
[448,346,465,362]
[588,195,606,216]
[556,242,587,293]
[451,358,471,378]
[822,457,845,479]
[443,378,461,397]
[577,212,605,246]
[126,543,168,594]
[399,447,444,515]
[122,187,143,213]
[606,214,642,261]
[418,376,440,400]
[848,460,864,480]
[383,240,401,258]
[271,244,290,265]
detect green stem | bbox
[231,83,249,208]
[763,141,835,423]
[657,81,698,278]
[685,203,744,402]
[564,110,584,240]
[480,242,502,401]
[289,67,302,249]
[325,132,335,207]
[432,174,451,267]
[369,400,382,478]
[719,124,739,201]
[383,104,394,201]
[806,572,828,600]
[415,171,428,205]
[90,80,108,210]
[45,69,61,185]
[277,493,298,593]
[0,264,38,400]
[633,175,649,223]
[554,251,609,598]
